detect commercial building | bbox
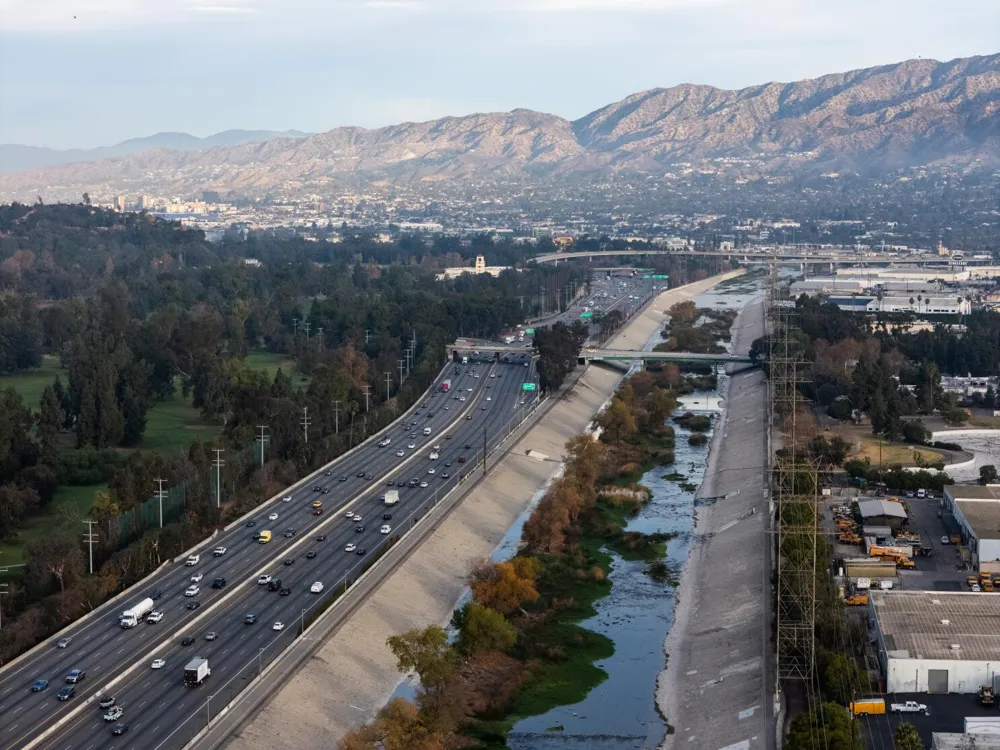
[826,296,972,316]
[933,733,1000,750]
[869,590,1000,694]
[436,254,515,281]
[943,486,1000,574]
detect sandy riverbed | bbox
[227,269,745,750]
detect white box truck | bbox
[384,490,399,506]
[184,657,211,687]
[120,597,155,629]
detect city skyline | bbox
[0,0,996,149]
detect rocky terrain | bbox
[2,54,997,200]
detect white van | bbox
[422,427,432,436]
[916,489,926,499]
[185,554,200,566]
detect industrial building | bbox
[858,498,908,530]
[934,733,1000,750]
[943,486,1000,574]
[825,296,972,316]
[869,590,1000,694]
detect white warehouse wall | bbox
[886,657,998,694]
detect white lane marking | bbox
[139,700,147,708]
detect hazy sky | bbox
[1,0,997,148]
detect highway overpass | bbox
[579,348,755,365]
[529,248,982,269]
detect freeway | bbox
[0,357,538,750]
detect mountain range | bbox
[1,54,997,201]
[0,130,311,174]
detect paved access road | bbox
[0,358,537,750]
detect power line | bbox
[82,519,99,575]
[155,477,167,528]
[301,407,311,443]
[384,372,392,402]
[332,401,341,435]
[212,449,225,509]
[256,425,268,467]
[362,385,371,413]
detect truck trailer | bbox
[120,597,155,628]
[441,379,451,393]
[184,657,211,687]
[383,490,399,506]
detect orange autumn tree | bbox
[470,557,541,615]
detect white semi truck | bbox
[119,597,155,629]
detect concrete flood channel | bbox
[494,279,764,750]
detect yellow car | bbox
[311,500,323,509]
[968,576,979,589]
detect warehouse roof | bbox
[944,485,1000,501]
[871,590,1000,661]
[956,500,1000,543]
[857,499,907,520]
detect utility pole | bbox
[212,449,225,509]
[384,372,392,402]
[155,478,167,528]
[301,407,311,443]
[362,385,371,413]
[302,321,311,339]
[317,327,324,342]
[292,318,300,336]
[398,359,406,387]
[365,329,371,345]
[405,348,412,374]
[83,520,99,575]
[256,425,268,466]
[0,583,7,630]
[483,425,488,475]
[333,401,341,435]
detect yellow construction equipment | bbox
[844,593,869,606]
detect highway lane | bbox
[15,360,535,750]
[55,362,531,750]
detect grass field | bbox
[244,350,309,388]
[0,483,107,569]
[851,434,943,466]
[2,355,64,408]
[141,389,221,455]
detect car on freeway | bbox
[364,473,374,480]
[268,512,279,521]
[322,488,330,494]
[465,415,472,420]
[112,723,129,736]
[310,581,324,593]
[356,471,365,478]
[213,546,227,556]
[284,528,296,538]
[103,706,124,722]
[268,579,282,592]
[317,534,327,541]
[351,513,362,521]
[57,686,75,701]
[486,396,492,401]
[325,470,333,476]
[282,495,292,502]
[57,637,72,649]
[190,572,204,582]
[205,632,218,641]
[419,481,428,488]
[246,520,257,528]
[396,449,405,457]
[185,554,200,566]
[186,601,201,611]
[427,468,436,474]
[279,587,292,596]
[181,637,195,647]
[66,669,86,684]
[244,613,259,624]
[185,585,199,596]
[345,543,356,552]
[312,508,323,515]
[344,509,354,518]
[283,558,295,566]
[211,577,227,589]
[356,548,367,556]
[31,679,48,692]
[408,443,416,449]
[355,525,366,533]
[146,611,164,624]
[458,456,466,463]
[464,444,473,450]
[151,659,167,669]
[380,525,392,535]
[150,589,163,600]
[481,406,487,410]
[382,512,392,520]
[258,574,272,585]
[339,475,348,482]
[442,472,450,479]
[444,461,452,467]
[273,622,285,631]
[99,696,116,709]
[306,550,317,559]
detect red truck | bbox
[441,379,451,393]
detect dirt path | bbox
[227,270,745,750]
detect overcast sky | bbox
[0,0,996,149]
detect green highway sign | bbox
[652,274,669,279]
[580,311,593,318]
[522,383,537,391]
[525,328,535,335]
[642,274,650,279]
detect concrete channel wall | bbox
[224,270,745,750]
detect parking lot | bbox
[856,693,1000,748]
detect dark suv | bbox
[244,613,258,625]
[211,577,227,589]
[267,579,282,592]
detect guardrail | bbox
[181,382,553,750]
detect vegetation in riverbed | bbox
[342,368,697,750]
[656,300,736,353]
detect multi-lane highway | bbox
[0,357,539,750]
